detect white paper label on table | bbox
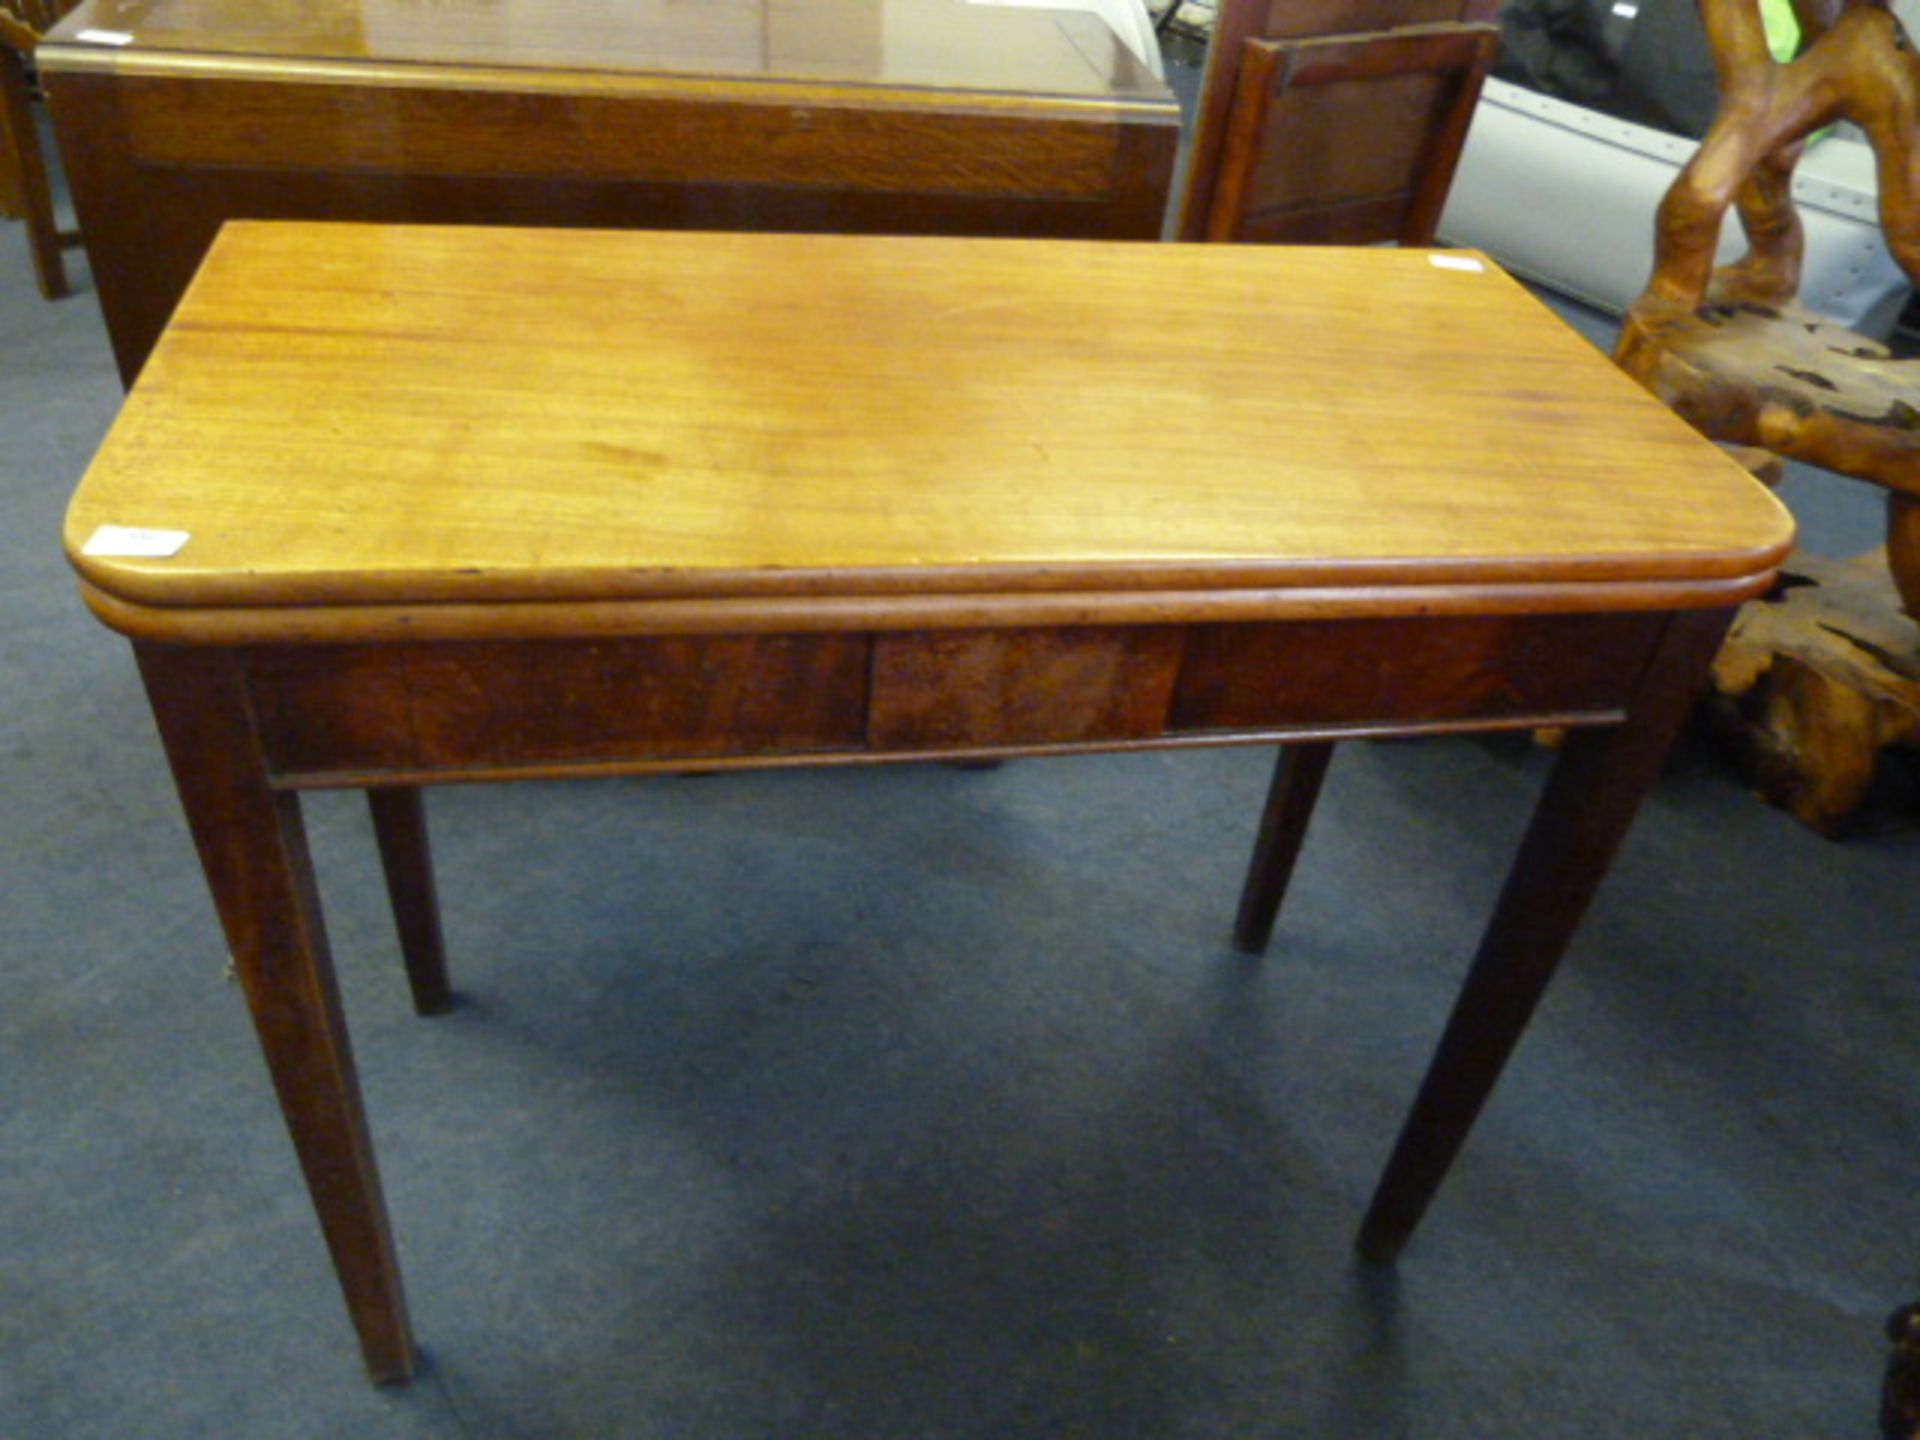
[1429,255,1487,273]
[82,525,191,558]
[75,28,135,45]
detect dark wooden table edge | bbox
[36,41,1184,122]
[72,571,1785,645]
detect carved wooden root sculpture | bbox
[1614,0,1920,605]
[1706,547,1920,832]
[1640,0,1920,309]
[1886,1302,1920,1439]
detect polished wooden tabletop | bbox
[46,0,1165,101]
[66,223,1792,636]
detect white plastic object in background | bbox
[967,0,1165,76]
[1438,77,1910,335]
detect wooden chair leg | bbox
[0,53,24,220]
[367,786,453,1016]
[0,45,66,300]
[1233,742,1334,955]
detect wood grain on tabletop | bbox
[65,223,1794,611]
[45,0,1165,102]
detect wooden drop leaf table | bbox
[38,0,1179,386]
[64,222,1794,1383]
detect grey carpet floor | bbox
[5,107,1920,1440]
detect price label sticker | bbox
[81,525,191,558]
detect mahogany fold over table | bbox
[65,223,1793,1383]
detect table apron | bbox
[237,611,1671,787]
[111,74,1140,199]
